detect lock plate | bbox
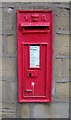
[27,70,37,78]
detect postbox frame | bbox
[17,10,53,103]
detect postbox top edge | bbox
[17,10,53,14]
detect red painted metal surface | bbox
[17,10,53,102]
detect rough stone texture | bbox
[0,35,2,57]
[70,59,71,80]
[20,104,31,118]
[62,59,69,80]
[33,103,69,118]
[2,7,14,32]
[9,81,17,103]
[55,7,69,31]
[56,83,69,100]
[0,81,2,103]
[2,81,10,103]
[2,2,70,118]
[0,58,2,80]
[7,35,16,54]
[2,57,17,80]
[55,58,69,82]
[2,103,16,117]
[55,59,62,82]
[55,34,69,56]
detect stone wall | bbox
[1,2,70,118]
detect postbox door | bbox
[22,43,48,97]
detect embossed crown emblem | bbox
[31,14,39,21]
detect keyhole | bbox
[29,73,32,77]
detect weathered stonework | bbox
[1,2,70,118]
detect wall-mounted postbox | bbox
[17,10,53,102]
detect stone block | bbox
[2,57,17,80]
[62,58,69,80]
[0,103,2,109]
[56,83,69,100]
[55,34,69,56]
[1,81,17,103]
[20,104,30,118]
[0,35,2,56]
[2,8,13,31]
[0,8,2,34]
[55,59,62,82]
[69,59,71,80]
[70,70,71,81]
[0,81,2,103]
[2,106,16,118]
[55,58,69,82]
[3,68,17,81]
[2,2,15,8]
[34,103,69,118]
[0,2,2,7]
[2,110,16,118]
[0,113,2,120]
[55,7,69,30]
[2,102,16,118]
[0,58,2,80]
[2,81,10,103]
[9,81,17,103]
[14,2,52,9]
[7,35,16,54]
[2,103,16,110]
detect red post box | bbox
[17,10,53,102]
